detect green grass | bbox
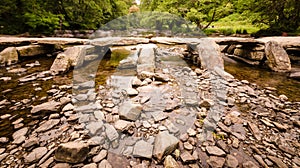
[203,13,264,36]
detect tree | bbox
[0,0,133,34]
[251,0,300,32]
[140,0,234,30]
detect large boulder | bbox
[50,45,94,74]
[137,44,157,76]
[0,47,18,66]
[54,142,89,163]
[16,45,51,57]
[197,39,224,70]
[265,41,291,72]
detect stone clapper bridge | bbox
[0,36,299,167]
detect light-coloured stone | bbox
[226,154,239,168]
[267,156,288,168]
[180,151,195,162]
[51,45,93,73]
[17,45,50,57]
[0,47,18,65]
[119,101,142,121]
[92,150,107,163]
[98,160,112,168]
[86,121,104,135]
[24,147,48,163]
[62,103,74,112]
[114,120,131,131]
[206,146,226,156]
[153,131,179,161]
[35,119,60,132]
[12,127,28,140]
[164,155,180,168]
[207,156,225,168]
[105,124,119,141]
[242,161,259,168]
[133,140,153,159]
[31,101,61,114]
[265,41,291,72]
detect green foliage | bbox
[0,0,299,35]
[248,0,300,32]
[140,0,234,30]
[0,0,132,34]
[24,11,63,34]
[220,28,234,36]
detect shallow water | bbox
[224,59,300,102]
[0,48,132,138]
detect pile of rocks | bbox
[0,44,299,168]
